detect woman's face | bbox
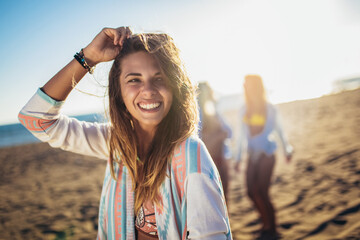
[119,51,173,132]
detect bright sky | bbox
[1,0,359,124]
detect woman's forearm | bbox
[42,58,88,101]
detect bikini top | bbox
[243,114,266,126]
[135,203,158,239]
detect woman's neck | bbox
[134,124,156,159]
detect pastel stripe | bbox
[187,138,198,173]
[170,167,181,235]
[197,142,201,173]
[107,174,116,239]
[170,181,181,238]
[171,141,188,237]
[114,165,123,240]
[18,112,56,132]
[172,141,186,199]
[104,171,111,239]
[36,88,64,106]
[121,168,127,238]
[181,200,187,240]
[182,223,187,240]
[125,169,135,239]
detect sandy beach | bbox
[0,89,359,240]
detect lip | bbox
[137,101,162,112]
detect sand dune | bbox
[0,89,359,239]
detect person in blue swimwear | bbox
[235,75,293,240]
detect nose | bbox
[141,80,157,98]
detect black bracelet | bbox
[74,49,95,74]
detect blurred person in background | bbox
[235,75,293,240]
[198,82,232,204]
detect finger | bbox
[112,28,121,46]
[113,31,119,45]
[102,28,119,45]
[118,27,128,46]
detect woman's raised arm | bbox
[42,27,131,101]
[19,27,132,159]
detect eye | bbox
[128,78,140,83]
[154,77,167,86]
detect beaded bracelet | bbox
[74,49,96,74]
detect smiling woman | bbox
[18,27,232,239]
[119,51,173,133]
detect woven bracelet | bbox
[74,49,95,74]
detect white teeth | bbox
[139,102,160,110]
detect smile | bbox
[138,102,161,110]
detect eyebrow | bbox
[124,72,162,78]
[124,73,142,78]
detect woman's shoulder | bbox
[266,102,275,108]
[177,135,219,176]
[182,135,205,152]
[266,103,278,115]
[174,135,203,157]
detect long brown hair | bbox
[108,33,198,213]
[244,74,267,111]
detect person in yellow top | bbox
[243,113,266,126]
[235,75,293,240]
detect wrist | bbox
[74,48,96,74]
[82,47,100,66]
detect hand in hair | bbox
[83,27,132,66]
[41,27,132,101]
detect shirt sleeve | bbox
[185,173,231,239]
[18,88,110,160]
[185,138,232,239]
